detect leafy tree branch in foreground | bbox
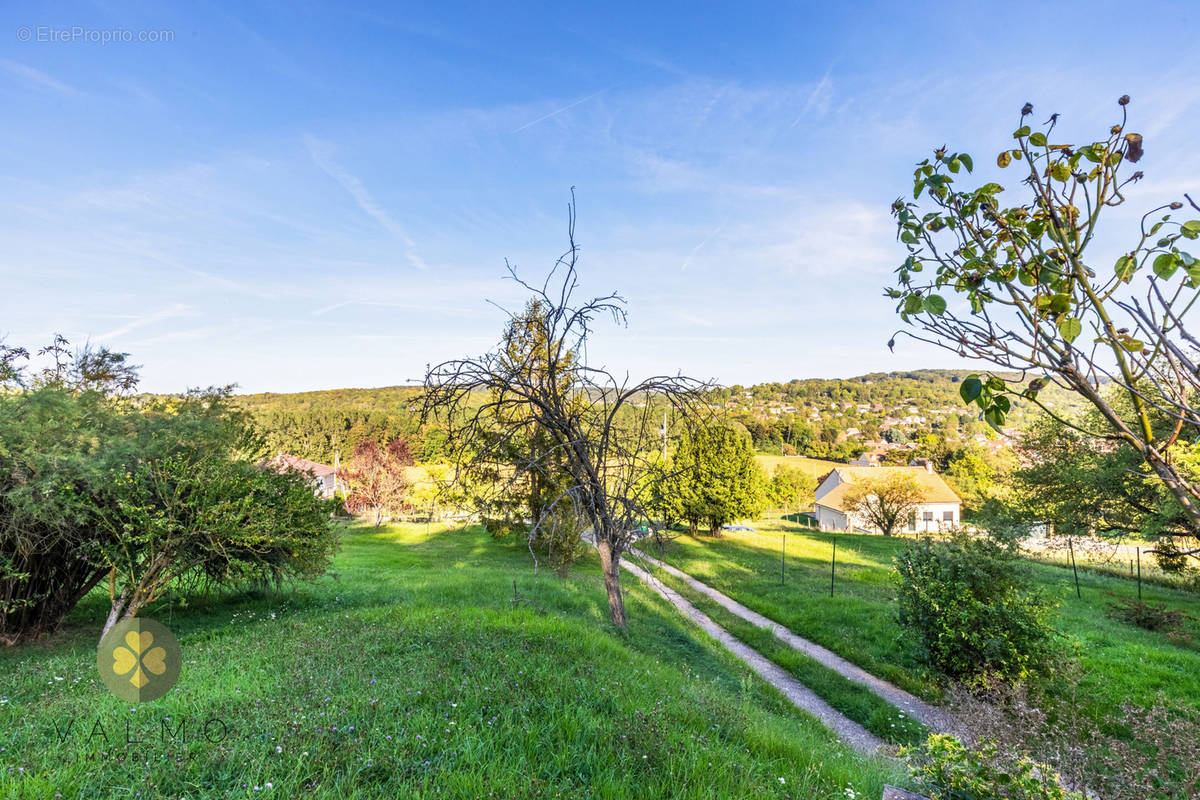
[887,96,1200,558]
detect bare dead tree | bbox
[422,193,712,627]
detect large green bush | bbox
[0,339,339,644]
[893,534,1056,680]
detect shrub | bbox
[1153,541,1192,573]
[0,373,339,644]
[905,734,1082,800]
[894,534,1056,680]
[1105,596,1187,632]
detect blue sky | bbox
[2,1,1198,393]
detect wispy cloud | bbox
[792,69,833,126]
[312,298,476,317]
[1,60,78,95]
[511,88,608,133]
[681,222,725,271]
[96,303,189,340]
[303,135,428,270]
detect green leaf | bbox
[1029,132,1047,146]
[1114,254,1138,282]
[1049,293,1071,314]
[947,158,960,173]
[922,294,947,315]
[1120,336,1145,353]
[1184,260,1200,287]
[984,405,1007,429]
[1050,162,1071,182]
[986,376,1006,391]
[959,376,983,404]
[904,294,924,315]
[1058,317,1082,343]
[1153,253,1179,279]
[1013,125,1031,139]
[958,154,973,172]
[993,395,1011,413]
[1182,220,1200,239]
[996,151,1012,168]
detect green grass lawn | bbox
[0,523,903,799]
[643,521,1200,719]
[624,552,927,747]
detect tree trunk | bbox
[595,536,627,628]
[101,587,131,642]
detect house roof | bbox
[265,453,335,478]
[815,466,960,512]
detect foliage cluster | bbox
[843,473,925,536]
[889,97,1200,561]
[341,438,415,527]
[893,534,1057,680]
[658,424,767,535]
[0,338,338,644]
[905,734,1081,800]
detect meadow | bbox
[753,455,844,480]
[641,521,1200,720]
[0,523,904,799]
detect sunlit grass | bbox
[0,522,903,799]
[648,520,1200,718]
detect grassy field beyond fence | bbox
[646,521,1200,719]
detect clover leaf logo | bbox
[97,618,181,702]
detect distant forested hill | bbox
[233,386,442,465]
[231,370,1086,465]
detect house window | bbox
[922,511,934,522]
[943,510,954,523]
[907,512,916,531]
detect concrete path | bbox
[632,548,961,738]
[618,556,886,754]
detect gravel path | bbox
[632,548,961,738]
[618,556,886,754]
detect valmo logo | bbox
[97,618,182,702]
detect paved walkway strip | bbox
[632,548,960,737]
[619,556,886,754]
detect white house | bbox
[813,464,961,533]
[264,453,338,498]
